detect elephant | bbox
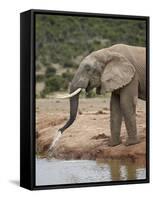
[58,44,146,146]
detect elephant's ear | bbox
[101,52,135,93]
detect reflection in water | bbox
[36,159,146,186]
[97,159,146,181]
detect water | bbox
[48,130,62,157]
[36,159,146,186]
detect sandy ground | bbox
[36,97,146,162]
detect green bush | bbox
[63,60,76,68]
[62,70,73,81]
[45,66,56,78]
[40,90,47,98]
[36,15,146,97]
[86,90,97,98]
[44,75,63,92]
[36,74,44,82]
[62,71,74,90]
[36,15,146,69]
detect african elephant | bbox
[58,44,146,146]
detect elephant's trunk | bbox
[58,74,88,133]
[59,93,79,133]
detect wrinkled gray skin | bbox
[59,44,146,146]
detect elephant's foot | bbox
[125,136,139,146]
[108,137,121,147]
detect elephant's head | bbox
[58,48,135,133]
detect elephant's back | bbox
[110,44,146,71]
[110,44,145,64]
[110,44,146,100]
[128,46,146,100]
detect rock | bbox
[91,133,109,140]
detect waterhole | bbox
[36,158,146,186]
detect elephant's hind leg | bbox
[108,93,122,146]
[120,76,139,146]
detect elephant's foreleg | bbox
[120,76,139,146]
[109,93,122,146]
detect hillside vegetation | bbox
[36,14,146,97]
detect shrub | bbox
[45,66,56,78]
[36,74,44,82]
[62,71,74,89]
[86,90,97,98]
[63,60,76,68]
[44,75,64,92]
[62,71,73,81]
[40,90,47,98]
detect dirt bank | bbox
[36,97,146,162]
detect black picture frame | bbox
[20,9,150,190]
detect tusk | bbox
[56,88,82,99]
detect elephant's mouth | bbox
[86,82,91,93]
[86,81,101,95]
